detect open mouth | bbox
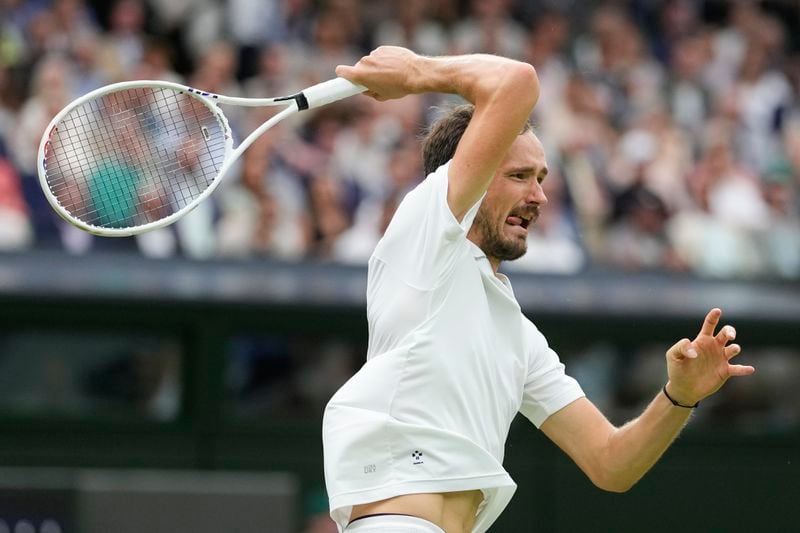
[506,214,532,229]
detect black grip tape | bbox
[275,92,309,111]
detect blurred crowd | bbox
[2,0,800,279]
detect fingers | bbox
[365,91,388,101]
[338,64,379,98]
[669,338,698,360]
[682,339,698,359]
[699,308,722,337]
[724,343,741,360]
[728,364,756,377]
[716,325,736,346]
[335,64,356,80]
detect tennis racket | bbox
[37,77,366,236]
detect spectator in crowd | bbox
[242,43,293,97]
[97,0,148,81]
[289,5,361,87]
[669,136,768,278]
[647,0,701,63]
[11,54,74,178]
[726,38,793,173]
[330,101,393,203]
[372,0,449,57]
[332,139,422,264]
[11,54,76,248]
[539,72,614,256]
[216,137,307,260]
[451,0,527,58]
[604,185,684,272]
[0,67,18,145]
[0,148,33,250]
[665,31,714,142]
[307,170,350,259]
[130,37,182,82]
[759,160,800,278]
[524,9,570,115]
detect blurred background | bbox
[0,0,798,532]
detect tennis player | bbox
[322,46,755,533]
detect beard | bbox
[472,203,528,262]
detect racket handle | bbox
[302,78,367,109]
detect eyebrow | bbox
[506,166,549,179]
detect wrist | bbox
[414,55,462,96]
[663,382,699,408]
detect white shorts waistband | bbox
[345,514,445,532]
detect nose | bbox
[527,180,548,206]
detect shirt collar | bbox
[468,241,514,292]
[469,240,486,260]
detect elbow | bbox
[505,62,540,107]
[583,429,640,493]
[473,60,539,109]
[510,62,539,88]
[589,470,638,494]
[595,478,635,494]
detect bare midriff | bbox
[349,490,484,533]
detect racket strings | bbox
[44,86,227,229]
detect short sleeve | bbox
[371,160,484,290]
[519,320,585,428]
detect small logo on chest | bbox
[411,450,424,465]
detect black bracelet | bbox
[663,385,699,408]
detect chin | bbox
[505,249,527,262]
[498,241,527,262]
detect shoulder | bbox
[522,316,547,344]
[379,159,453,233]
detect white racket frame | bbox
[38,77,365,236]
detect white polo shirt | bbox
[323,161,584,532]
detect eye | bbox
[539,169,549,183]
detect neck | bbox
[488,256,501,274]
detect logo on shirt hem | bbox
[411,450,424,465]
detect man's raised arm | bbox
[336,46,539,221]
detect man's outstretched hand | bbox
[665,308,755,407]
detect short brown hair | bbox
[421,104,533,176]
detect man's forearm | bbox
[602,389,693,492]
[543,309,752,493]
[411,54,537,107]
[601,309,753,491]
[335,46,539,220]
